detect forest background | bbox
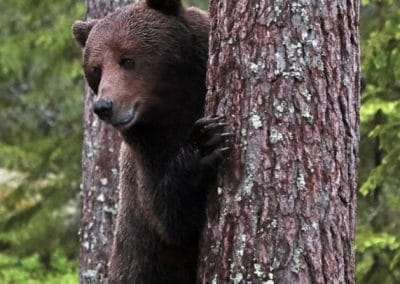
[0,0,398,283]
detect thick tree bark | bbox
[79,1,137,283]
[199,0,360,283]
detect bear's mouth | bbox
[113,112,135,130]
[111,101,141,130]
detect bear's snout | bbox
[93,99,113,121]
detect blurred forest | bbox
[0,0,398,283]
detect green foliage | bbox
[357,0,400,283]
[0,251,77,284]
[184,0,208,10]
[0,0,398,282]
[0,0,211,282]
[0,0,84,282]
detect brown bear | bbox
[73,0,230,283]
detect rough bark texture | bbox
[199,0,360,283]
[79,1,137,283]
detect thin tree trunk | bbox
[199,0,360,283]
[79,1,137,283]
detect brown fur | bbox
[73,1,225,283]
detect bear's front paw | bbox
[191,115,233,172]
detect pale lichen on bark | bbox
[199,0,360,283]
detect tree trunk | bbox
[199,0,360,283]
[79,1,137,283]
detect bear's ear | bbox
[72,19,98,47]
[146,0,182,15]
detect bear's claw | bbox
[191,115,232,171]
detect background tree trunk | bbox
[79,1,137,283]
[199,0,360,283]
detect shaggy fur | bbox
[73,1,229,283]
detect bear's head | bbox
[72,0,209,132]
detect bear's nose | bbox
[93,99,113,120]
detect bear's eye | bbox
[119,58,135,70]
[92,66,102,78]
[86,66,102,94]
